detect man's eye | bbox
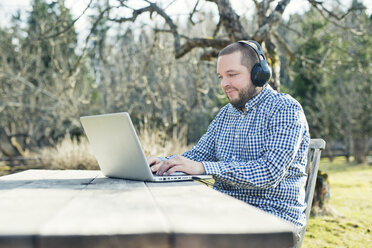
[228,74,237,77]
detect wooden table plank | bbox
[173,233,294,248]
[37,173,170,248]
[38,234,169,248]
[0,170,100,234]
[0,236,34,248]
[0,169,57,190]
[146,182,295,248]
[0,170,101,248]
[0,170,295,248]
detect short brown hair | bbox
[218,42,259,71]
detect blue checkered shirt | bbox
[181,85,310,229]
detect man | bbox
[148,40,310,237]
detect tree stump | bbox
[311,170,342,217]
[311,170,330,215]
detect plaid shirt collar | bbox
[227,84,274,116]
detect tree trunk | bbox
[0,128,24,157]
[264,39,280,91]
[353,136,368,164]
[255,2,281,91]
[311,170,331,216]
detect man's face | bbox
[217,51,257,110]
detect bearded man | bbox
[148,41,310,242]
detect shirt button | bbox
[240,114,244,118]
[232,156,236,160]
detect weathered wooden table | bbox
[0,170,295,248]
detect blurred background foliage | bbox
[0,0,371,166]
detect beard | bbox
[226,85,259,110]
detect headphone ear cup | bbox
[251,63,260,86]
[251,61,271,87]
[237,40,272,86]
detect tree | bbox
[334,0,372,163]
[1,0,369,159]
[0,0,94,156]
[33,0,362,92]
[282,1,372,163]
[89,11,224,143]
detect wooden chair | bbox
[296,138,326,248]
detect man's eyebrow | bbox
[217,69,239,75]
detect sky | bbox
[0,0,371,36]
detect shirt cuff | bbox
[202,161,223,175]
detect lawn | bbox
[302,157,372,248]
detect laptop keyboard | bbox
[153,171,187,177]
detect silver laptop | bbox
[80,112,212,182]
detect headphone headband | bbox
[237,40,267,62]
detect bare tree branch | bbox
[175,38,230,59]
[319,47,330,67]
[253,0,291,42]
[279,21,303,37]
[212,17,222,37]
[144,0,181,52]
[272,31,295,63]
[308,0,365,35]
[206,0,249,40]
[189,0,201,25]
[107,1,236,59]
[308,0,365,20]
[72,5,114,77]
[108,5,153,23]
[200,49,220,61]
[109,1,181,57]
[163,0,178,10]
[154,29,189,39]
[36,0,94,40]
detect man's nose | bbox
[221,78,230,88]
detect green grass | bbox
[302,157,372,248]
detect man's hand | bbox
[148,155,205,176]
[147,157,162,173]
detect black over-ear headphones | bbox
[237,40,272,87]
